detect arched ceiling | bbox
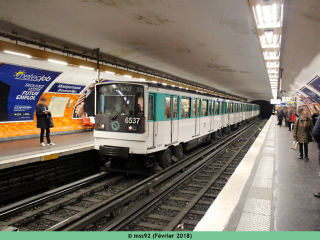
[0,0,278,101]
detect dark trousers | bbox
[299,143,308,157]
[288,122,292,131]
[40,128,51,143]
[278,119,283,126]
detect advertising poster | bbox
[48,97,70,117]
[73,79,113,119]
[296,92,315,109]
[49,83,85,94]
[0,63,61,122]
[300,87,320,103]
[308,75,320,92]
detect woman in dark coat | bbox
[277,108,285,126]
[293,110,313,160]
[36,97,55,146]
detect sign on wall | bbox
[49,83,85,94]
[48,97,70,117]
[300,87,320,103]
[308,76,320,92]
[0,63,61,122]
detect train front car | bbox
[94,82,150,172]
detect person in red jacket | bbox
[291,110,298,130]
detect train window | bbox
[230,103,233,113]
[181,97,190,118]
[165,97,171,119]
[208,101,212,115]
[202,100,208,116]
[215,101,219,115]
[193,99,200,116]
[96,84,144,117]
[220,102,223,114]
[148,95,154,120]
[172,97,178,119]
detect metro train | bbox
[94,81,260,171]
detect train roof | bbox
[97,81,259,105]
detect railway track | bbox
[104,120,263,231]
[0,119,263,231]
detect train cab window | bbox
[215,101,219,115]
[172,97,178,119]
[220,102,223,114]
[202,100,208,116]
[96,84,144,117]
[165,97,171,119]
[208,101,212,115]
[181,97,191,118]
[193,99,200,117]
[148,95,154,120]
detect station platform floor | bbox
[0,131,94,170]
[195,115,320,231]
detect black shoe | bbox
[299,155,303,159]
[305,156,309,161]
[314,192,320,198]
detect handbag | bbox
[48,116,54,128]
[294,141,299,150]
[307,132,313,142]
[291,140,296,149]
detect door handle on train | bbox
[155,119,158,136]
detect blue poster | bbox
[308,76,320,92]
[0,63,61,122]
[300,87,320,103]
[49,83,85,94]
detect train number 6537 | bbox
[125,117,140,124]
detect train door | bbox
[221,101,225,127]
[171,96,179,144]
[209,100,214,131]
[147,94,155,149]
[193,98,200,136]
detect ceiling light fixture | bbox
[266,61,280,68]
[4,50,32,58]
[252,4,284,28]
[263,51,280,60]
[105,71,115,75]
[124,75,132,78]
[139,78,146,81]
[48,59,68,65]
[79,66,94,71]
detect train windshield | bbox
[97,84,144,117]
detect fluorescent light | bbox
[152,81,157,83]
[124,75,132,78]
[48,59,68,65]
[266,61,279,68]
[263,51,280,60]
[139,78,146,81]
[162,83,167,86]
[252,4,283,28]
[260,35,281,48]
[269,74,279,78]
[79,66,94,71]
[268,69,279,74]
[179,87,183,89]
[4,50,32,58]
[105,71,115,75]
[171,85,175,87]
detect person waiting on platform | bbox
[293,110,313,160]
[277,108,285,126]
[36,97,55,146]
[312,116,320,198]
[286,109,293,131]
[311,109,319,126]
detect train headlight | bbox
[97,124,105,130]
[128,126,137,131]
